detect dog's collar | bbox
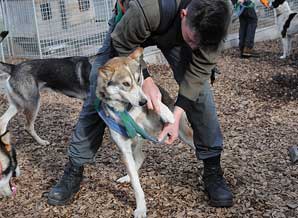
[94,98,160,143]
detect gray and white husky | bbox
[0,131,20,196]
[0,57,92,145]
[270,0,298,58]
[95,47,194,218]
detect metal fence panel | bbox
[0,0,113,59]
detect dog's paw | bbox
[38,139,50,146]
[116,175,130,183]
[134,208,147,218]
[162,112,175,124]
[280,55,286,59]
[159,102,175,124]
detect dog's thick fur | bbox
[0,57,92,145]
[270,0,298,58]
[95,48,194,218]
[0,131,20,196]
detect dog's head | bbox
[96,47,147,111]
[269,0,287,9]
[0,131,19,196]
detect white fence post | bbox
[0,0,10,57]
[32,0,42,59]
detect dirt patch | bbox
[0,39,298,217]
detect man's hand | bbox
[158,106,184,144]
[142,77,161,114]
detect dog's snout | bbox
[139,99,147,106]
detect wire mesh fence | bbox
[0,0,113,59]
[0,0,298,60]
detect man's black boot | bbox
[47,160,84,205]
[203,155,233,207]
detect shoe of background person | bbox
[241,47,259,58]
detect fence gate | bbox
[0,0,113,60]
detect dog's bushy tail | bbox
[179,112,195,149]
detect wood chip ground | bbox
[0,39,298,218]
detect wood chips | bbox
[0,39,298,217]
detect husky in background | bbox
[0,131,20,196]
[0,57,92,145]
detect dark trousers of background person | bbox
[239,6,258,52]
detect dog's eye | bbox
[122,82,130,87]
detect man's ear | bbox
[129,47,144,63]
[1,131,11,152]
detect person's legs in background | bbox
[239,13,248,57]
[241,7,259,57]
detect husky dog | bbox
[270,0,298,59]
[95,48,194,218]
[0,131,20,196]
[0,57,92,146]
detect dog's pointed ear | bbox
[0,62,14,74]
[129,47,144,63]
[98,66,112,81]
[1,131,11,152]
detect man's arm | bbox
[111,0,159,56]
[111,0,162,112]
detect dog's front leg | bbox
[117,139,145,183]
[159,101,174,124]
[287,36,293,57]
[0,104,18,134]
[280,37,288,59]
[113,135,146,218]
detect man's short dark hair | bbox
[186,0,232,50]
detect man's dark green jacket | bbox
[111,0,231,110]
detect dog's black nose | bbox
[139,99,147,106]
